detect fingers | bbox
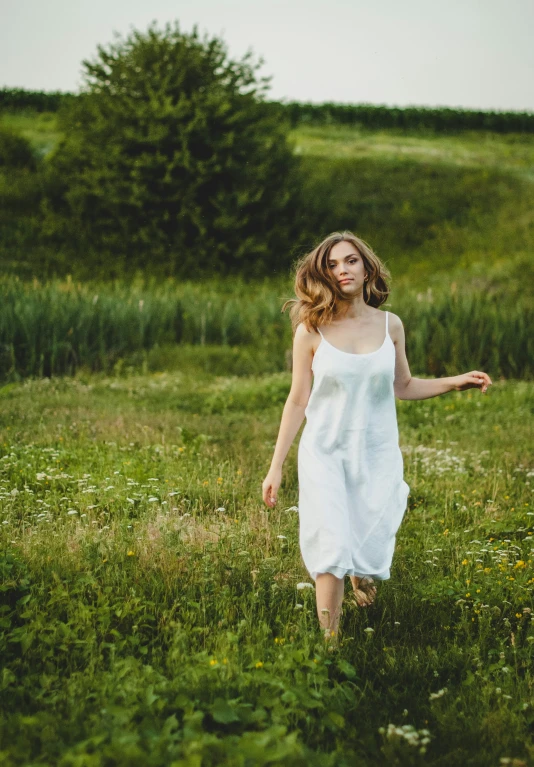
[262,483,277,508]
[469,371,493,393]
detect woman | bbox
[261,230,492,647]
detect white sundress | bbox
[297,310,410,582]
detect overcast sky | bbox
[2,0,533,112]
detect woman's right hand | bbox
[262,467,282,508]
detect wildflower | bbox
[364,627,374,634]
[255,661,263,668]
[67,510,78,516]
[222,658,228,664]
[209,659,218,666]
[461,559,468,565]
[429,687,448,700]
[296,582,314,590]
[516,613,522,619]
[127,550,135,556]
[217,477,223,483]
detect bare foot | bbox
[348,576,377,608]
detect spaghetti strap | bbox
[385,311,389,338]
[317,326,324,339]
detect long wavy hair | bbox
[282,231,391,335]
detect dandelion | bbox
[127,550,135,556]
[255,661,263,668]
[209,659,218,666]
[461,559,469,565]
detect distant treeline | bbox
[283,101,534,133]
[1,87,534,133]
[0,87,76,113]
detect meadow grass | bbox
[0,364,532,765]
[290,124,534,181]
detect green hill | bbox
[0,109,532,293]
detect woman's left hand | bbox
[452,371,493,393]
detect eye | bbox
[328,258,357,268]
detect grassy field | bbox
[4,110,534,179]
[1,108,533,763]
[1,363,533,765]
[2,109,533,292]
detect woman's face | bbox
[326,241,366,293]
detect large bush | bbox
[42,22,302,278]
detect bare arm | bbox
[390,313,493,401]
[262,323,315,506]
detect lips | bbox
[339,279,353,284]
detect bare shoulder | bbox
[385,311,404,344]
[295,321,320,350]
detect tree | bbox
[42,21,302,278]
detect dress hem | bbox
[310,566,391,582]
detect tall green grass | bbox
[0,276,532,382]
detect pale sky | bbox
[2,0,534,112]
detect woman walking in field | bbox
[262,231,492,647]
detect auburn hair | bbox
[282,230,391,335]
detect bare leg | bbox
[315,573,344,641]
